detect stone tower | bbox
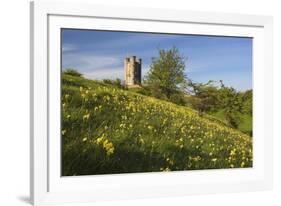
[124,56,142,88]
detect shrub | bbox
[63,68,82,77]
[103,78,123,88]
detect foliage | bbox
[187,80,220,114]
[62,74,252,176]
[218,82,243,129]
[188,80,251,130]
[128,86,152,96]
[241,90,253,114]
[63,68,82,77]
[102,78,123,88]
[209,110,252,136]
[144,47,188,104]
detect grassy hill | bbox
[208,110,252,136]
[62,74,253,176]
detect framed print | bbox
[30,1,273,205]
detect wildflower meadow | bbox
[62,74,252,176]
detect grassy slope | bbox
[209,110,252,135]
[62,74,253,176]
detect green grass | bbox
[208,110,252,136]
[62,74,253,176]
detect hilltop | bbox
[62,74,252,176]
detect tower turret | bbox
[124,56,142,88]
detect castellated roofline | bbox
[125,56,142,63]
[130,56,136,62]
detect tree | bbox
[188,80,244,128]
[218,82,243,128]
[188,80,220,114]
[144,47,188,101]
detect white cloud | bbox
[83,67,124,80]
[63,52,151,81]
[62,53,122,72]
[83,64,150,81]
[62,44,78,52]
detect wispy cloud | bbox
[83,66,151,80]
[62,43,78,52]
[62,53,122,73]
[83,67,124,80]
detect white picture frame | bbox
[30,1,273,205]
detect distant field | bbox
[62,74,253,176]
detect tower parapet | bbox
[124,56,142,88]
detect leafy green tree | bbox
[144,47,188,102]
[188,80,245,128]
[188,80,220,114]
[218,82,243,128]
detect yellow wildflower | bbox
[83,113,90,121]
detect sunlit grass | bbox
[62,74,253,176]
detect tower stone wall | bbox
[124,56,142,88]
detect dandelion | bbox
[82,137,87,142]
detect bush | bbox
[103,78,123,88]
[63,69,82,77]
[169,92,186,106]
[225,110,241,129]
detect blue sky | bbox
[62,29,252,91]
